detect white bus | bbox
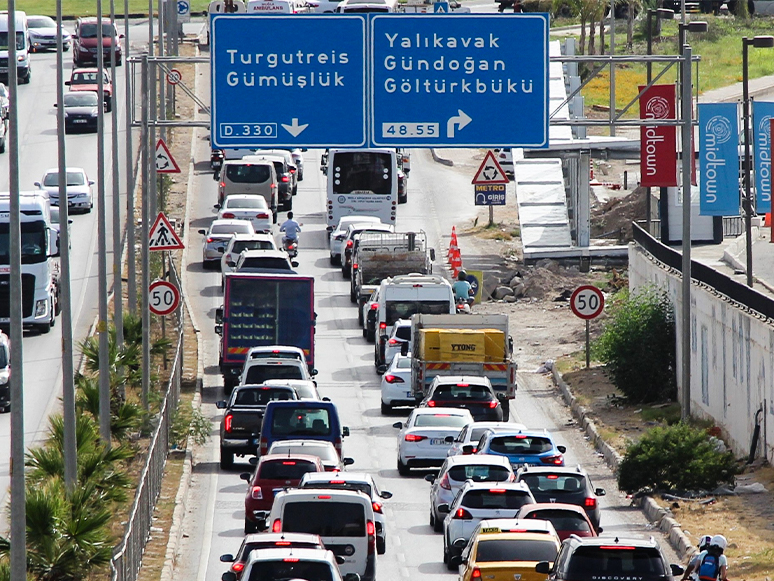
[325,148,398,230]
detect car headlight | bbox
[0,371,9,385]
[35,299,48,317]
[17,55,25,62]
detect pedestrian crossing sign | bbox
[433,1,449,11]
[149,212,184,250]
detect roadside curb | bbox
[430,149,454,167]
[551,368,697,562]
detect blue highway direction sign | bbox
[210,15,367,148]
[475,184,506,205]
[370,14,549,148]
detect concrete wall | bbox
[629,244,773,464]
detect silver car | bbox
[198,219,255,267]
[34,167,94,213]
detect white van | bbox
[247,0,311,12]
[217,157,277,214]
[0,11,31,84]
[266,489,377,581]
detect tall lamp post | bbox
[742,35,774,288]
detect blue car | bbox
[475,428,566,469]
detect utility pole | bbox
[125,0,137,313]
[111,0,123,349]
[141,55,151,410]
[680,43,693,421]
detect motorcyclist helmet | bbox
[698,535,713,551]
[710,535,727,551]
[457,270,467,281]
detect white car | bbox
[425,454,515,532]
[262,379,322,401]
[382,318,411,369]
[198,219,255,266]
[220,232,277,277]
[380,354,415,414]
[492,148,514,178]
[28,15,72,52]
[393,407,473,476]
[218,194,273,232]
[307,0,344,12]
[329,215,382,265]
[447,421,526,457]
[221,548,351,581]
[268,439,354,472]
[34,167,94,213]
[441,480,535,568]
[299,471,393,554]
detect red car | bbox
[240,454,325,534]
[66,68,113,112]
[72,17,123,67]
[516,502,599,541]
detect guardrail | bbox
[110,263,184,581]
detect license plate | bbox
[430,438,446,445]
[73,119,87,123]
[406,391,413,398]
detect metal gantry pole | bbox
[150,63,159,218]
[97,0,112,444]
[7,3,26,580]
[742,39,754,288]
[111,0,124,348]
[125,0,136,314]
[680,43,693,421]
[56,0,77,494]
[141,55,151,410]
[158,0,166,142]
[609,0,615,137]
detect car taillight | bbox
[283,558,299,562]
[370,304,378,311]
[540,454,564,465]
[463,447,477,455]
[585,497,597,509]
[367,520,376,555]
[379,323,387,330]
[272,519,282,532]
[219,182,225,188]
[427,400,436,407]
[372,501,383,513]
[281,176,289,182]
[353,263,358,270]
[206,237,214,243]
[256,213,269,219]
[289,167,296,173]
[222,212,235,219]
[489,488,506,493]
[260,437,268,455]
[488,400,498,409]
[224,414,233,433]
[404,434,426,442]
[438,473,451,490]
[388,339,399,345]
[251,486,263,500]
[384,374,404,384]
[231,562,245,573]
[454,508,473,519]
[471,567,481,579]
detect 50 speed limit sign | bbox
[570,285,605,320]
[149,280,180,316]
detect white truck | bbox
[0,192,61,333]
[409,313,517,420]
[351,230,434,307]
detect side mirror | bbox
[64,80,71,85]
[449,555,462,567]
[335,555,346,565]
[213,203,221,209]
[557,445,567,454]
[671,565,684,576]
[322,397,331,402]
[220,554,235,562]
[392,422,403,429]
[215,325,223,336]
[535,562,551,574]
[239,473,251,481]
[424,474,435,483]
[462,445,474,455]
[222,573,238,581]
[311,368,318,376]
[291,261,299,268]
[53,103,58,107]
[248,457,258,466]
[453,538,467,548]
[444,436,454,443]
[216,400,227,409]
[226,260,235,267]
[198,229,207,235]
[380,491,393,499]
[595,488,606,496]
[376,364,387,374]
[437,504,450,514]
[88,180,95,185]
[342,427,350,437]
[215,308,223,324]
[343,457,355,466]
[430,248,436,261]
[343,574,361,581]
[34,181,41,187]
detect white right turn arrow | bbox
[282,118,309,137]
[447,110,472,138]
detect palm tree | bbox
[75,375,145,441]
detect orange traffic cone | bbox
[450,248,462,277]
[448,226,459,258]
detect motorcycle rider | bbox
[452,270,474,305]
[280,211,302,244]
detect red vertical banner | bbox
[639,84,678,187]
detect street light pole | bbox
[742,36,774,288]
[680,42,693,421]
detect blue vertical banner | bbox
[699,103,740,216]
[753,101,774,214]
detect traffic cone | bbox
[450,248,462,277]
[448,226,459,258]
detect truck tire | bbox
[220,448,234,469]
[501,399,510,422]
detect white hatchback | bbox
[220,232,277,277]
[380,354,415,414]
[393,407,473,475]
[447,421,526,457]
[218,194,273,232]
[329,215,382,265]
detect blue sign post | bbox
[210,15,367,148]
[370,14,549,148]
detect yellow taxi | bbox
[451,518,561,581]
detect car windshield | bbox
[476,539,558,563]
[0,222,48,265]
[0,32,25,50]
[489,436,553,455]
[246,559,334,581]
[226,197,268,209]
[211,223,252,235]
[303,481,371,496]
[258,459,318,480]
[523,509,592,532]
[272,444,337,462]
[232,240,274,253]
[271,407,331,436]
[28,16,57,28]
[78,22,117,38]
[225,164,272,183]
[432,384,492,401]
[331,151,392,195]
[233,387,296,406]
[42,172,86,187]
[460,489,531,510]
[63,92,98,107]
[447,465,511,483]
[566,547,669,581]
[282,501,365,537]
[413,414,469,428]
[519,474,585,495]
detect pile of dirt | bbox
[591,186,647,243]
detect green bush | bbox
[593,286,676,404]
[617,423,738,493]
[170,402,211,449]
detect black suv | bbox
[515,465,606,532]
[536,536,684,581]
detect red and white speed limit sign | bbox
[166,68,182,85]
[570,285,605,320]
[149,280,180,316]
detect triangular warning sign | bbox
[155,138,181,174]
[472,150,509,185]
[149,212,184,251]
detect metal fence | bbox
[110,261,184,581]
